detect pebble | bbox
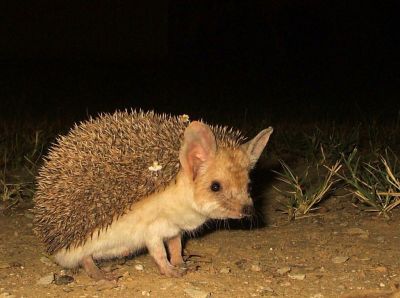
[346,227,369,239]
[134,264,144,271]
[141,290,151,296]
[54,274,74,285]
[234,259,247,269]
[332,256,349,264]
[62,287,74,293]
[288,273,306,280]
[277,266,291,275]
[279,281,291,287]
[257,286,274,294]
[374,266,388,273]
[36,273,55,285]
[95,280,118,291]
[251,264,262,272]
[160,281,174,290]
[184,288,211,298]
[0,293,16,298]
[219,267,231,274]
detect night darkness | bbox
[2,2,400,295]
[1,1,399,125]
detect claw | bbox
[81,256,121,281]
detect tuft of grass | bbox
[0,122,52,210]
[273,157,342,220]
[336,148,400,218]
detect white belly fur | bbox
[54,176,207,268]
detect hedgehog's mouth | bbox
[215,202,255,220]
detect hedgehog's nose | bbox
[241,204,255,217]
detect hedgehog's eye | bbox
[210,181,221,192]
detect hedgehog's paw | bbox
[82,256,120,281]
[159,262,187,278]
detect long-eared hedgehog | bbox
[34,110,273,280]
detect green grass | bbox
[273,158,341,220]
[271,118,400,219]
[336,148,400,218]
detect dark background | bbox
[1,1,399,126]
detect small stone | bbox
[310,294,324,298]
[184,288,211,298]
[160,281,174,290]
[122,271,130,277]
[346,227,369,239]
[219,267,231,274]
[234,259,247,269]
[141,290,151,296]
[257,286,274,294]
[102,265,113,273]
[62,287,74,293]
[374,266,388,273]
[95,280,117,291]
[134,264,144,271]
[0,293,16,298]
[37,273,55,285]
[279,281,291,287]
[379,283,385,287]
[332,256,349,264]
[288,273,306,280]
[251,264,262,272]
[277,266,291,275]
[54,275,74,285]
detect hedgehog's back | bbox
[34,111,188,253]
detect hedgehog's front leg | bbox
[81,255,119,281]
[146,238,187,277]
[167,234,184,266]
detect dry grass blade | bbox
[338,148,400,218]
[302,161,342,214]
[273,160,341,220]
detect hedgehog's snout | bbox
[241,204,255,217]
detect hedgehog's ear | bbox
[179,121,216,180]
[241,127,273,168]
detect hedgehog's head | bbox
[179,121,273,219]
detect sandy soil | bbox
[1,169,400,298]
